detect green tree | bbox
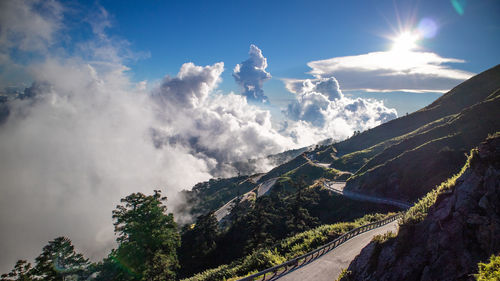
[33,237,89,281]
[1,260,34,281]
[285,179,319,234]
[110,190,180,281]
[179,212,219,276]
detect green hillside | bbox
[332,64,500,155]
[347,90,500,202]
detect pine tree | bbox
[33,237,89,281]
[178,213,219,276]
[1,260,34,281]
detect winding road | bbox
[276,220,399,281]
[214,177,278,222]
[323,181,411,209]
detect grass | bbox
[181,212,395,281]
[348,95,500,202]
[475,255,500,281]
[372,231,397,244]
[400,147,477,225]
[336,269,353,281]
[276,162,337,191]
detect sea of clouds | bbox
[0,0,397,271]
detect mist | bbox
[0,0,398,272]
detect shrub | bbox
[475,255,500,281]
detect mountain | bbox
[332,65,500,155]
[325,65,500,202]
[180,64,500,219]
[339,133,500,281]
[347,91,500,202]
[177,65,500,280]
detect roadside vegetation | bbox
[475,255,500,281]
[182,212,395,281]
[401,146,476,225]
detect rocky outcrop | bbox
[342,135,500,281]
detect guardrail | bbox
[238,213,402,281]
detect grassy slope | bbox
[258,154,308,183]
[332,64,500,156]
[346,94,500,202]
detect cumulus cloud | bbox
[0,1,298,272]
[0,0,404,273]
[154,62,224,109]
[0,0,63,87]
[233,44,272,103]
[307,50,474,93]
[283,77,397,141]
[152,62,296,177]
[0,58,216,272]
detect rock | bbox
[478,195,489,210]
[341,135,500,281]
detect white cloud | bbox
[283,77,397,141]
[154,62,224,109]
[0,0,63,53]
[307,50,474,93]
[0,0,405,273]
[233,44,272,103]
[0,2,298,272]
[0,57,214,272]
[152,62,297,177]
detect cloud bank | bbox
[0,0,401,273]
[0,1,295,272]
[283,77,397,142]
[233,44,272,103]
[151,61,296,177]
[307,50,474,93]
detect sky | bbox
[96,0,498,111]
[0,0,499,273]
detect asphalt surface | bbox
[257,178,278,197]
[277,220,399,281]
[324,181,411,209]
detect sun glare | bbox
[391,31,420,52]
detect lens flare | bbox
[418,18,438,38]
[451,0,467,15]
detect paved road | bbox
[324,181,411,209]
[214,197,237,221]
[215,177,277,221]
[277,220,399,281]
[257,178,278,197]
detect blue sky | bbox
[67,0,500,114]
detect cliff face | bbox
[343,135,500,281]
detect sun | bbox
[391,31,420,52]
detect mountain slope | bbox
[340,134,500,281]
[346,93,500,202]
[332,64,500,155]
